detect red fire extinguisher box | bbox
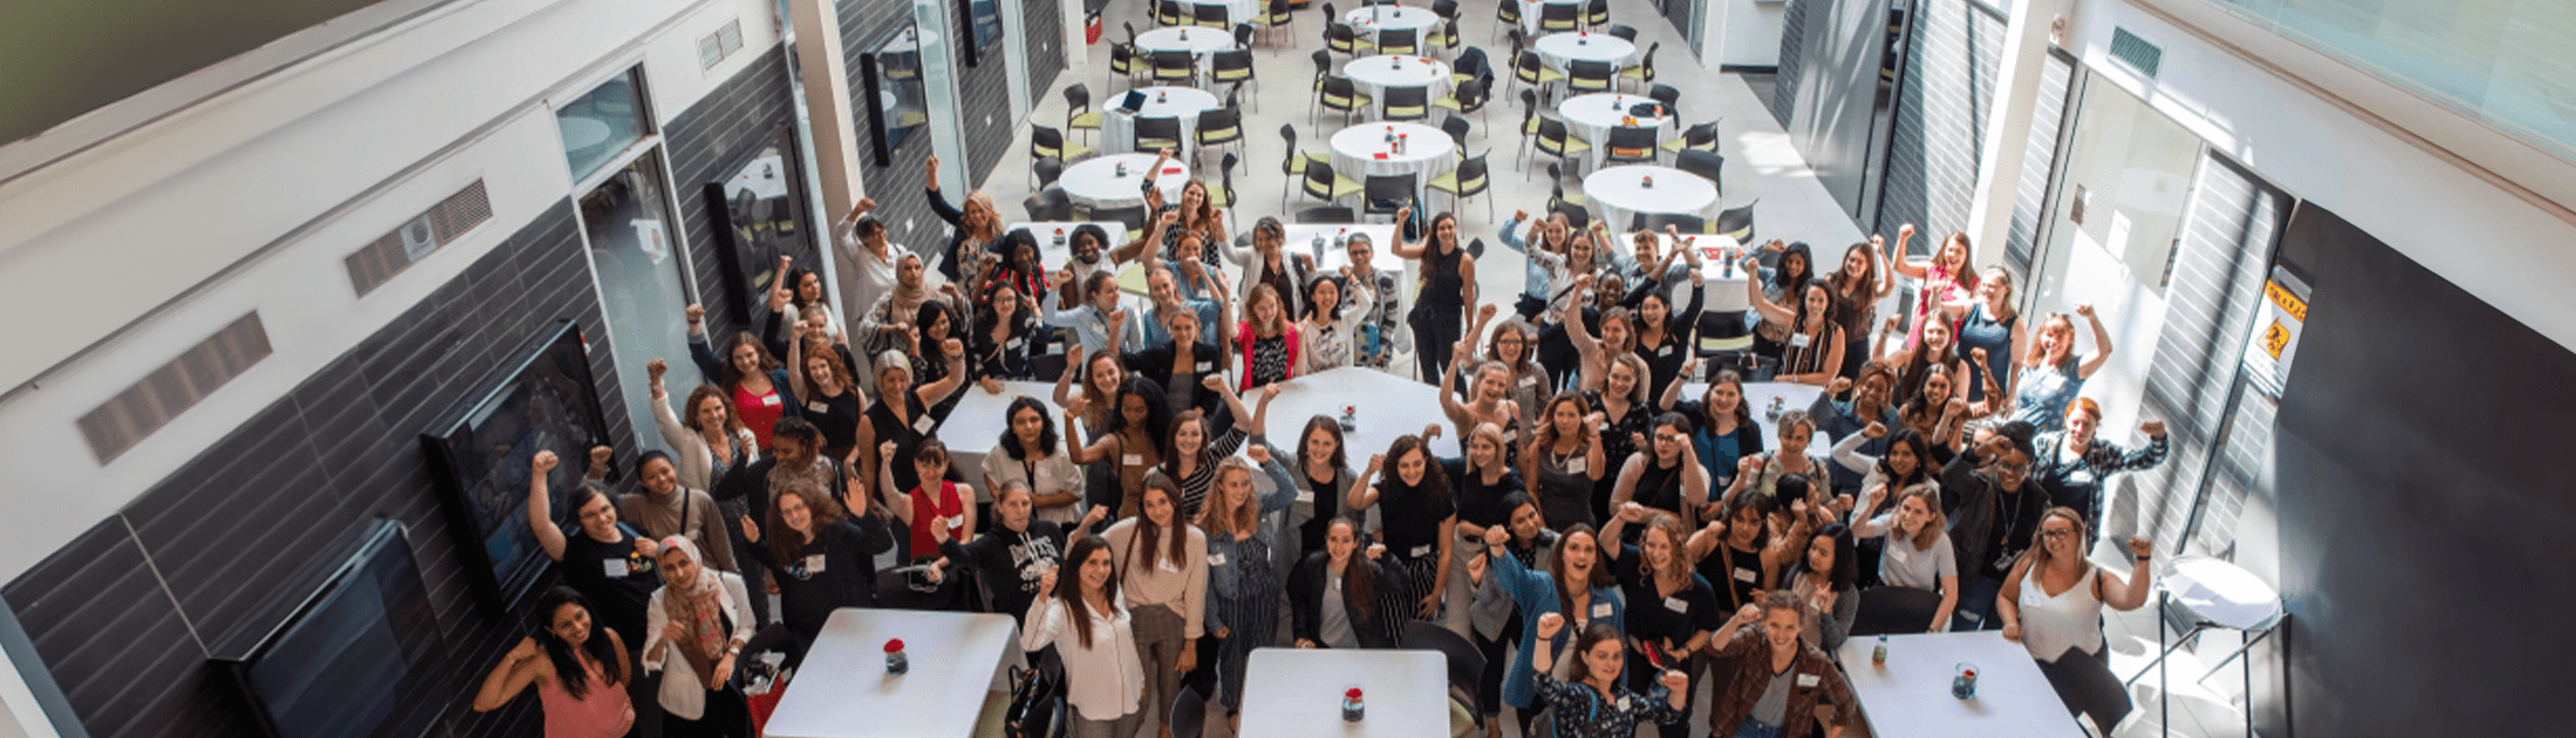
[1085,9,1104,44]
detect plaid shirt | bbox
[2030,431,2169,537]
[1705,627,1857,738]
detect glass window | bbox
[557,68,651,182]
[2033,75,2202,307]
[869,27,930,156]
[580,150,694,440]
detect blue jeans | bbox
[1728,717,1782,738]
[1951,575,2005,631]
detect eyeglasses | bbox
[2040,529,2076,539]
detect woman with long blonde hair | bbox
[1194,443,1297,729]
[1998,509,2155,733]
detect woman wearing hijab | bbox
[642,537,756,738]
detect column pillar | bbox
[1963,0,2061,268]
[792,0,867,225]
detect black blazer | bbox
[1287,551,1409,649]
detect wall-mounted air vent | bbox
[2109,26,2163,79]
[700,19,746,70]
[345,180,492,296]
[78,312,272,463]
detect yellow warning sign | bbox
[2260,320,2290,360]
[2265,281,2308,322]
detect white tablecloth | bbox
[1345,5,1442,36]
[1533,31,1636,72]
[1833,632,2090,738]
[764,609,1026,738]
[1330,122,1456,205]
[1061,154,1191,212]
[1136,26,1237,54]
[1674,380,1825,449]
[1585,164,1716,238]
[1341,54,1454,108]
[1100,86,1220,156]
[1239,649,1449,738]
[1558,92,1676,169]
[1258,367,1458,462]
[1013,222,1131,270]
[934,380,1062,503]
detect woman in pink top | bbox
[473,586,636,738]
[1886,225,1980,352]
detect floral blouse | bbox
[1534,670,1685,738]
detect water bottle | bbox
[1871,635,1888,667]
[1311,233,1328,262]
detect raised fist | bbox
[531,451,559,475]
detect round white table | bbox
[1557,92,1675,169]
[1329,121,1456,205]
[1099,86,1221,156]
[1135,26,1237,54]
[1345,6,1442,36]
[1533,31,1636,72]
[1061,154,1191,212]
[1515,0,1580,35]
[1340,54,1454,105]
[1619,231,1748,313]
[1585,164,1716,237]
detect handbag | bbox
[1004,662,1067,738]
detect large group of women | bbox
[476,150,2178,738]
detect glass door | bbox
[2027,72,2204,319]
[581,150,696,442]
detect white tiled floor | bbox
[967,0,2257,733]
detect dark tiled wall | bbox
[1769,0,1809,127]
[1023,0,1065,114]
[1,199,629,738]
[669,46,808,341]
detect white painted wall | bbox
[2063,0,2576,355]
[0,0,782,583]
[1723,0,1785,67]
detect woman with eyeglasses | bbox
[1999,511,2157,733]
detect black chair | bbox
[1309,49,1334,118]
[1022,188,1075,221]
[1662,117,1718,158]
[1713,197,1758,243]
[1583,0,1609,27]
[1565,59,1615,95]
[1171,685,1208,738]
[1260,0,1296,48]
[1377,27,1419,56]
[1210,48,1257,105]
[1318,76,1373,126]
[1606,23,1637,42]
[1234,20,1257,48]
[1442,19,1464,53]
[1029,125,1091,187]
[1495,0,1523,44]
[1512,49,1562,99]
[1210,151,1242,219]
[1297,205,1356,223]
[1035,157,1065,189]
[1427,150,1493,219]
[1159,0,1186,25]
[1134,115,1185,154]
[1468,235,1486,258]
[1301,158,1364,205]
[1529,118,1589,179]
[1553,199,1590,230]
[1195,107,1246,165]
[1065,83,1102,143]
[1400,621,1488,718]
[1092,204,1150,230]
[1151,50,1198,86]
[1383,85,1431,121]
[1676,148,1725,188]
[1440,115,1472,154]
[1637,211,1705,233]
[1649,83,1681,115]
[1194,1,1231,28]
[1433,75,1488,122]
[1328,22,1376,57]
[1362,173,1417,221]
[1539,1,1578,32]
[1279,123,1330,209]
[1433,0,1461,20]
[1110,44,1143,89]
[1603,125,1659,166]
[1451,46,1489,85]
[1515,87,1543,168]
[1620,41,1659,91]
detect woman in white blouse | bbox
[1023,535,1148,738]
[646,359,759,491]
[642,537,755,738]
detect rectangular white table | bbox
[764,609,1027,738]
[1238,648,1448,738]
[1833,631,2088,738]
[1674,380,1827,451]
[936,380,1063,503]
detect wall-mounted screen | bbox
[702,131,815,329]
[419,319,614,614]
[211,521,442,738]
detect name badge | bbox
[1519,376,1539,388]
[1733,567,1758,584]
[761,394,783,407]
[1007,337,1026,350]
[2021,589,2047,609]
[1410,544,1433,558]
[1658,345,1675,357]
[1888,545,1911,562]
[804,554,828,574]
[1788,333,1812,348]
[1664,596,1689,613]
[1796,673,1821,688]
[603,560,630,578]
[1195,362,1213,372]
[1564,458,1586,474]
[807,401,830,413]
[1616,696,1632,712]
[1208,552,1228,567]
[1591,602,1614,619]
[1123,454,1144,466]
[1158,557,1183,574]
[913,414,936,433]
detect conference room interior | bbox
[0,0,2569,737]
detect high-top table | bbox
[1238,648,1448,738]
[1832,631,2088,738]
[763,609,1026,738]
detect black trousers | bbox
[2037,645,2133,732]
[1411,302,1464,384]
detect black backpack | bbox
[1004,660,1066,738]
